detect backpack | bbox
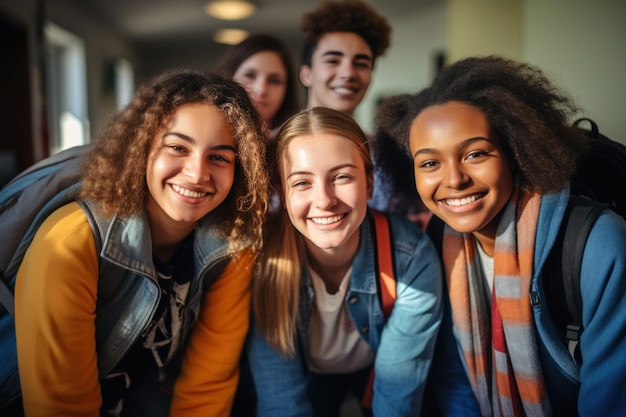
[424,118,625,366]
[570,117,626,219]
[545,117,626,362]
[0,144,118,408]
[0,144,229,409]
[0,145,92,316]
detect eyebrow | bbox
[322,50,373,62]
[163,132,237,153]
[412,136,492,159]
[286,162,359,180]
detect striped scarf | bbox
[442,188,552,417]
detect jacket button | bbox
[348,296,358,304]
[361,326,369,333]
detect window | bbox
[44,23,89,154]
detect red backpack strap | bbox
[362,210,397,409]
[373,210,396,316]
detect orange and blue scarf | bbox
[442,188,552,417]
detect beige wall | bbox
[2,0,624,147]
[447,0,626,143]
[448,0,523,61]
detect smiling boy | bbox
[299,0,392,117]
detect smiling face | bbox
[146,103,237,236]
[280,132,372,256]
[233,50,288,127]
[299,32,373,116]
[409,101,514,249]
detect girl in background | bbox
[217,33,301,137]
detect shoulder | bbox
[36,201,94,245]
[384,212,436,256]
[582,208,626,277]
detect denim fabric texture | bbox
[248,210,443,417]
[426,187,626,416]
[0,200,232,411]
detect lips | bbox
[443,193,486,207]
[172,184,208,198]
[311,213,345,224]
[332,86,358,95]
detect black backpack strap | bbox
[0,272,14,315]
[547,195,606,363]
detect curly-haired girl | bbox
[393,55,626,416]
[13,68,269,416]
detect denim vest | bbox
[88,200,234,378]
[0,200,234,407]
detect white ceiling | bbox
[78,0,444,45]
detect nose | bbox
[251,79,267,98]
[338,61,357,79]
[183,155,210,183]
[443,162,470,189]
[313,183,337,209]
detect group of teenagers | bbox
[2,0,625,416]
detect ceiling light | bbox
[213,28,250,45]
[204,1,256,20]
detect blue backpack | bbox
[0,145,118,408]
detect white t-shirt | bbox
[307,265,375,374]
[476,241,494,301]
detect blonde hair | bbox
[253,107,372,355]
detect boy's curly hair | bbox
[300,0,392,67]
[392,55,589,193]
[80,69,269,252]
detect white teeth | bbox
[333,87,354,95]
[172,184,207,198]
[445,194,482,206]
[311,214,345,225]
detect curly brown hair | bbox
[370,94,426,216]
[392,55,589,193]
[80,69,269,252]
[300,0,392,67]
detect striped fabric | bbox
[442,188,552,417]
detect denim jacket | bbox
[0,200,234,407]
[248,210,443,417]
[425,187,626,417]
[88,200,233,379]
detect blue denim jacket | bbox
[90,200,233,379]
[425,187,626,417]
[0,200,233,407]
[248,210,443,417]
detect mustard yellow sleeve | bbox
[15,202,101,417]
[170,248,255,417]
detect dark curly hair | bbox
[392,55,589,193]
[216,33,302,130]
[370,94,426,216]
[80,69,269,252]
[300,0,392,68]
